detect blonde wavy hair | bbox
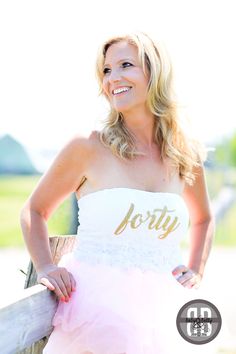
[95,31,207,185]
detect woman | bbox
[20,31,215,353]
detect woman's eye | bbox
[103,62,133,75]
[122,62,133,68]
[103,68,110,75]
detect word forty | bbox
[114,203,180,239]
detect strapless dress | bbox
[43,188,220,354]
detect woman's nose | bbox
[108,68,122,84]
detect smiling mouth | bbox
[112,87,132,96]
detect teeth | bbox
[113,87,131,95]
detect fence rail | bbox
[0,284,57,354]
[0,235,75,354]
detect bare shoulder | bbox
[55,130,102,165]
[44,130,102,186]
[24,130,101,219]
[63,130,99,152]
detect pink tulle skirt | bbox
[43,253,220,354]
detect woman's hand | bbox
[37,264,77,302]
[172,264,202,289]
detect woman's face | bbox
[102,41,150,115]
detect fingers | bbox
[58,269,77,295]
[181,275,195,289]
[172,264,189,278]
[69,272,77,291]
[40,275,69,300]
[38,274,67,299]
[60,268,72,295]
[37,266,77,301]
[39,277,55,291]
[55,275,71,299]
[172,265,201,289]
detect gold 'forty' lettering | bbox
[114,203,180,239]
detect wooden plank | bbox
[19,235,76,354]
[0,285,58,354]
[0,235,76,354]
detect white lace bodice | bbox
[73,188,189,272]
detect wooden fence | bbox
[0,236,76,354]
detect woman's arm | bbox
[20,134,93,300]
[172,163,215,289]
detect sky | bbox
[1,0,236,170]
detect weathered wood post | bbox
[18,235,76,354]
[70,193,79,234]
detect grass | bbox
[214,201,236,246]
[0,175,72,247]
[205,166,236,198]
[205,167,236,247]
